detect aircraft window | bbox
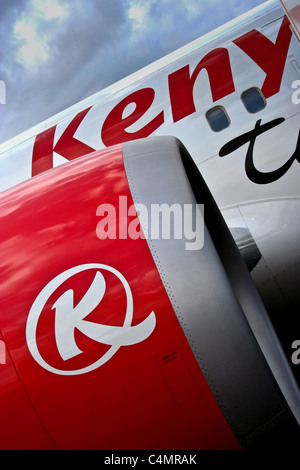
[206,106,230,132]
[241,87,266,113]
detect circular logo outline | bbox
[26,264,134,375]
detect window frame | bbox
[205,105,231,132]
[240,87,267,114]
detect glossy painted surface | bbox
[0,3,299,330]
[0,146,240,449]
[0,331,55,449]
[0,0,299,449]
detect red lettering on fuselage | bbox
[32,107,94,176]
[233,16,292,99]
[168,48,235,123]
[101,88,164,147]
[32,17,292,175]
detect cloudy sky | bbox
[0,0,268,144]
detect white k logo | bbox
[53,271,156,361]
[26,264,156,375]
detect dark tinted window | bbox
[206,106,230,132]
[241,88,266,113]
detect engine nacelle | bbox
[0,136,299,449]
